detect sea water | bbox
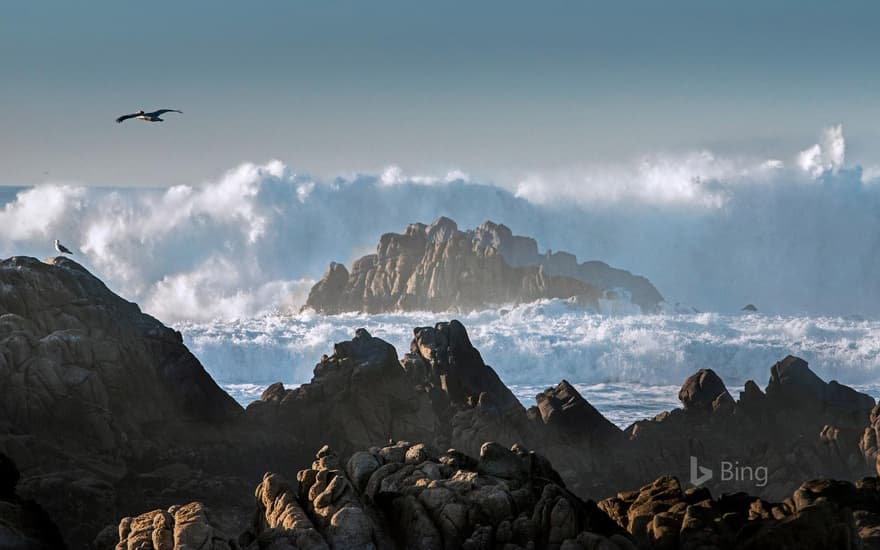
[177,300,880,428]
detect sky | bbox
[2,0,880,186]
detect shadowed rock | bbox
[0,256,244,547]
[0,452,66,550]
[246,328,438,455]
[678,368,734,413]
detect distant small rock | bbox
[742,303,758,312]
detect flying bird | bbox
[54,239,73,255]
[116,109,183,123]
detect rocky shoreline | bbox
[2,256,879,549]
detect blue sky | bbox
[2,0,879,186]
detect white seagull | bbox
[54,239,73,255]
[116,109,183,124]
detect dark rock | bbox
[536,380,622,441]
[767,355,875,421]
[678,368,732,412]
[0,256,245,548]
[409,320,522,413]
[478,442,526,479]
[245,327,437,455]
[0,452,66,550]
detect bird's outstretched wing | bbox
[116,112,140,123]
[59,244,73,254]
[149,109,183,117]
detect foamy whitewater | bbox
[3,126,879,426]
[177,300,880,428]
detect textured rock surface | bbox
[598,475,880,550]
[105,502,236,550]
[113,442,880,550]
[246,327,438,455]
[241,442,632,550]
[0,452,65,550]
[677,368,733,412]
[5,256,880,549]
[305,217,663,314]
[626,355,876,500]
[0,257,251,548]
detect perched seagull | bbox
[54,239,73,255]
[115,109,182,123]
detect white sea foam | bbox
[2,126,879,322]
[188,301,880,426]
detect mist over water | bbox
[0,126,878,322]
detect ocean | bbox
[176,300,880,428]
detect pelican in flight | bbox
[54,239,73,255]
[116,109,182,123]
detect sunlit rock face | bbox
[305,217,663,314]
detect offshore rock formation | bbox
[304,217,663,314]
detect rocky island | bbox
[304,218,664,314]
[2,256,879,549]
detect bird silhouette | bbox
[116,109,182,123]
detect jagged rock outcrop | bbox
[305,217,663,314]
[104,502,236,550]
[0,257,253,548]
[246,327,438,456]
[527,381,624,487]
[5,256,880,549]
[240,442,634,550]
[861,405,880,476]
[252,321,626,498]
[598,475,880,550]
[114,441,880,550]
[403,320,522,414]
[0,452,65,550]
[626,355,877,500]
[472,221,663,312]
